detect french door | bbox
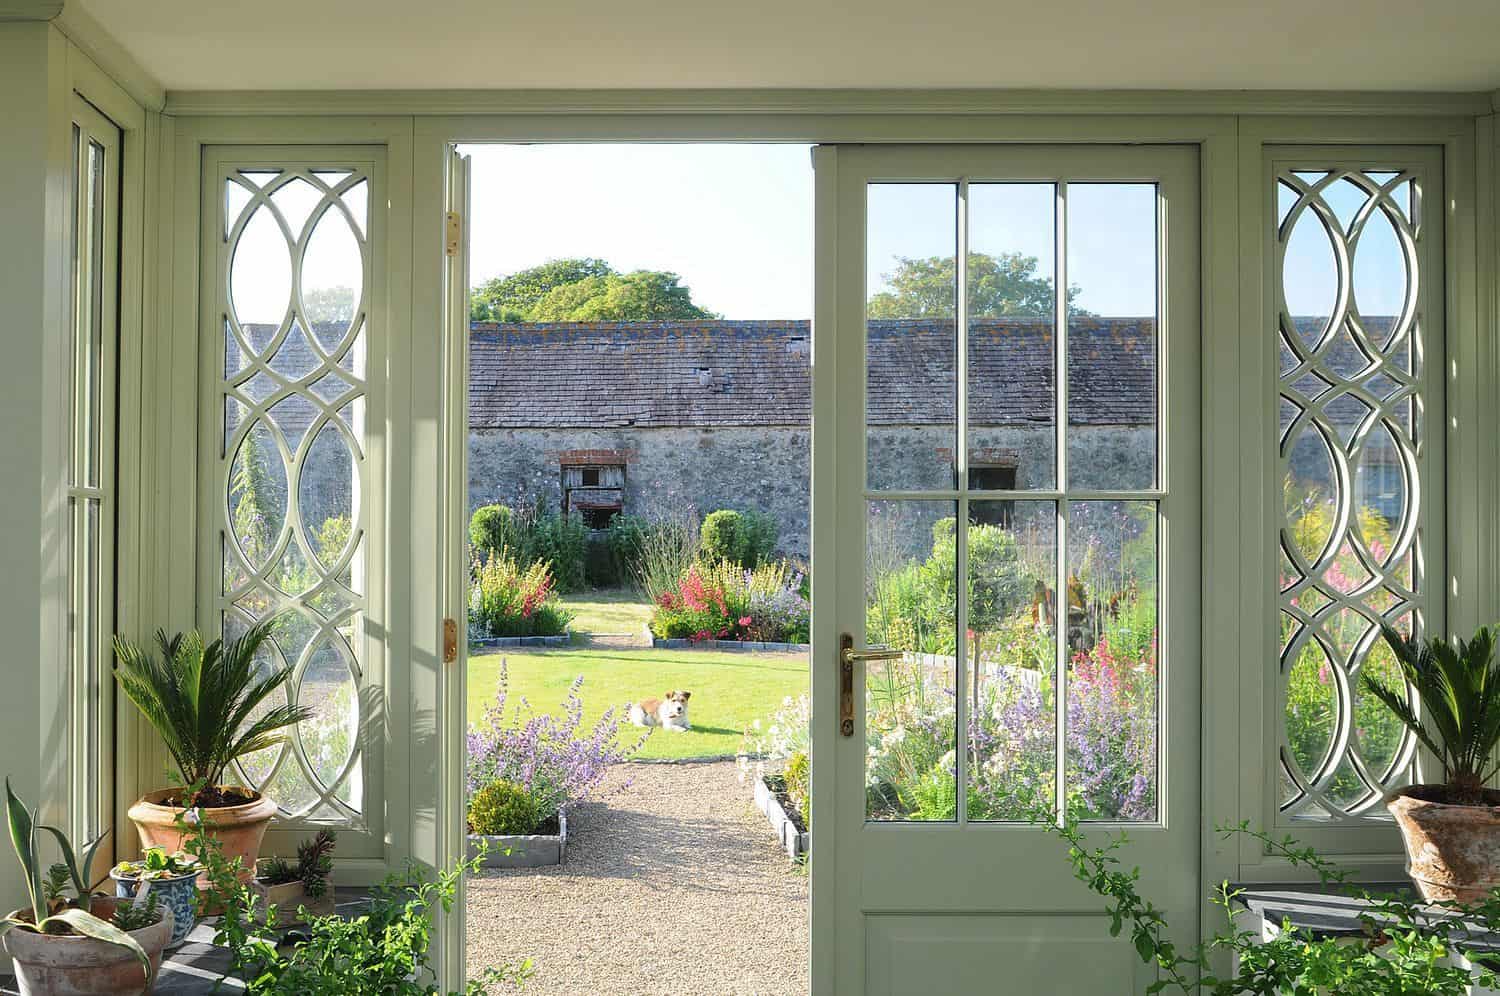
[814,144,1201,994]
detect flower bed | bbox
[469,551,572,639]
[468,811,568,869]
[651,637,808,653]
[465,665,645,864]
[752,774,808,860]
[649,559,809,645]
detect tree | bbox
[867,251,1085,319]
[470,258,613,322]
[470,258,716,322]
[302,285,357,324]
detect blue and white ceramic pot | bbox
[111,870,198,948]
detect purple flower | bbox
[466,662,648,818]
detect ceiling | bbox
[79,0,1500,93]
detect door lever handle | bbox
[840,644,904,666]
[839,634,904,737]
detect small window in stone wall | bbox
[562,462,625,531]
[968,464,1017,528]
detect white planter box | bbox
[753,774,810,861]
[467,812,568,868]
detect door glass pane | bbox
[1066,184,1157,491]
[968,184,1056,491]
[1064,500,1158,822]
[965,500,1057,820]
[865,499,957,821]
[219,167,371,824]
[866,184,957,491]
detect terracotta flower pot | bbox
[251,875,336,924]
[2,897,171,996]
[1388,784,1500,902]
[127,786,277,885]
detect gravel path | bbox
[466,761,809,995]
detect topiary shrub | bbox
[467,779,542,836]
[700,509,745,564]
[469,504,516,560]
[740,509,779,567]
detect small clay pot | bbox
[2,896,172,996]
[252,876,336,924]
[128,786,278,886]
[1388,784,1500,902]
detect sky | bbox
[225,146,1410,325]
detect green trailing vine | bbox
[172,789,531,994]
[1030,800,1500,994]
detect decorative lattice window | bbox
[1275,163,1437,823]
[212,163,377,825]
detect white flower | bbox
[185,808,201,825]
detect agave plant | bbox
[112,622,313,806]
[2,779,151,978]
[1363,621,1500,804]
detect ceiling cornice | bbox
[0,1,62,20]
[53,1,164,110]
[163,87,1495,119]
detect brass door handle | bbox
[840,644,904,666]
[839,634,904,737]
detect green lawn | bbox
[467,645,809,760]
[559,587,653,639]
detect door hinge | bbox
[443,617,459,663]
[444,211,462,257]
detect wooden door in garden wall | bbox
[818,145,1201,994]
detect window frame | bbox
[65,94,121,854]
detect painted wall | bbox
[0,20,71,917]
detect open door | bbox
[814,144,1201,994]
[437,143,473,986]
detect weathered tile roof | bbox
[468,318,1158,429]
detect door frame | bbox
[135,108,1487,993]
[412,115,1243,992]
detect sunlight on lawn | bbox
[559,587,653,638]
[467,646,809,760]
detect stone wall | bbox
[468,424,1155,560]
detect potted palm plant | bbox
[1364,621,1500,901]
[1,780,171,995]
[113,622,312,883]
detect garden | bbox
[462,492,813,867]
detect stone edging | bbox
[467,811,568,868]
[651,637,810,653]
[471,632,572,648]
[752,774,809,861]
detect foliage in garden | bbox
[467,779,543,837]
[699,508,779,568]
[1281,478,1409,806]
[466,664,646,824]
[469,551,573,639]
[650,558,809,644]
[469,496,589,593]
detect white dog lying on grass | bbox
[628,690,692,732]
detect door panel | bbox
[823,145,1200,994]
[865,915,1139,996]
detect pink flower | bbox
[738,616,752,627]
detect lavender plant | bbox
[466,663,648,819]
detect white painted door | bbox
[813,144,1201,995]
